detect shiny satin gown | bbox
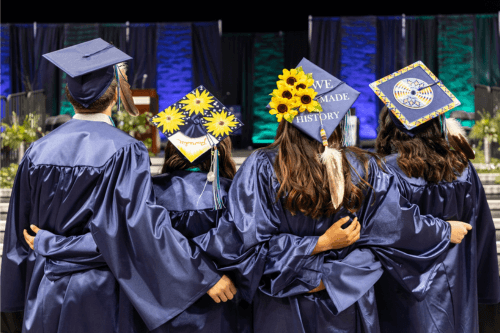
[1,119,222,333]
[375,154,500,333]
[191,148,453,333]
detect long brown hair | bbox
[266,121,381,220]
[375,106,468,183]
[162,137,237,180]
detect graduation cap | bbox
[268,58,360,209]
[151,86,243,209]
[43,38,139,116]
[369,61,461,137]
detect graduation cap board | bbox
[268,58,359,209]
[151,85,243,164]
[268,58,360,144]
[369,61,461,131]
[42,38,139,116]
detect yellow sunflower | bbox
[269,96,299,123]
[294,75,314,91]
[152,106,185,134]
[204,110,239,138]
[271,83,296,100]
[295,88,320,112]
[278,68,307,88]
[179,89,214,116]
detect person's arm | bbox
[88,142,228,331]
[1,148,33,312]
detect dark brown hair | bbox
[65,80,118,113]
[161,137,237,180]
[266,121,381,220]
[375,106,468,183]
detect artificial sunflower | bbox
[179,89,214,116]
[271,83,296,100]
[269,96,299,123]
[204,110,239,138]
[152,106,185,134]
[295,88,320,112]
[294,75,314,91]
[278,68,307,88]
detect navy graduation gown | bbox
[191,148,452,333]
[0,119,221,332]
[26,169,251,333]
[375,154,500,333]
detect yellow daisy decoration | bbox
[152,106,185,134]
[179,89,214,116]
[269,96,299,123]
[295,88,320,112]
[278,68,307,88]
[204,110,239,138]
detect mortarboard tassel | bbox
[206,145,224,210]
[318,118,344,210]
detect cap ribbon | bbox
[83,44,114,58]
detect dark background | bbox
[2,1,500,32]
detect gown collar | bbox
[73,113,114,126]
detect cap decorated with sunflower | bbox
[151,85,243,164]
[269,68,322,123]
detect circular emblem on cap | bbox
[393,78,434,109]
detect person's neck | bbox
[74,105,113,117]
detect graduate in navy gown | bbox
[1,40,234,333]
[189,59,471,333]
[23,86,249,333]
[371,61,500,333]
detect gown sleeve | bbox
[34,230,102,263]
[470,164,500,304]
[191,150,283,303]
[259,157,452,307]
[1,147,33,312]
[88,142,221,331]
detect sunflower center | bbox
[218,121,225,126]
[277,104,288,113]
[282,91,293,99]
[296,83,306,90]
[166,116,172,121]
[195,99,201,104]
[286,77,297,86]
[301,95,312,104]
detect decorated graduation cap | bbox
[151,85,243,209]
[43,38,139,116]
[369,61,461,137]
[268,58,360,209]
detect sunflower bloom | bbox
[271,83,296,100]
[295,88,319,112]
[278,68,306,88]
[152,106,185,134]
[204,110,239,138]
[269,96,299,123]
[294,76,314,91]
[179,89,214,116]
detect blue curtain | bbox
[310,17,341,77]
[9,24,35,94]
[127,24,157,90]
[340,16,378,140]
[33,24,64,116]
[1,24,11,119]
[376,16,404,119]
[99,24,127,52]
[192,22,223,97]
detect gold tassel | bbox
[320,146,344,210]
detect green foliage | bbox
[115,110,153,135]
[1,113,43,149]
[469,110,500,142]
[0,163,18,188]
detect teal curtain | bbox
[437,15,475,123]
[474,14,500,88]
[405,16,438,73]
[59,24,99,116]
[252,33,283,144]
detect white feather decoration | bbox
[320,147,344,209]
[446,118,466,138]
